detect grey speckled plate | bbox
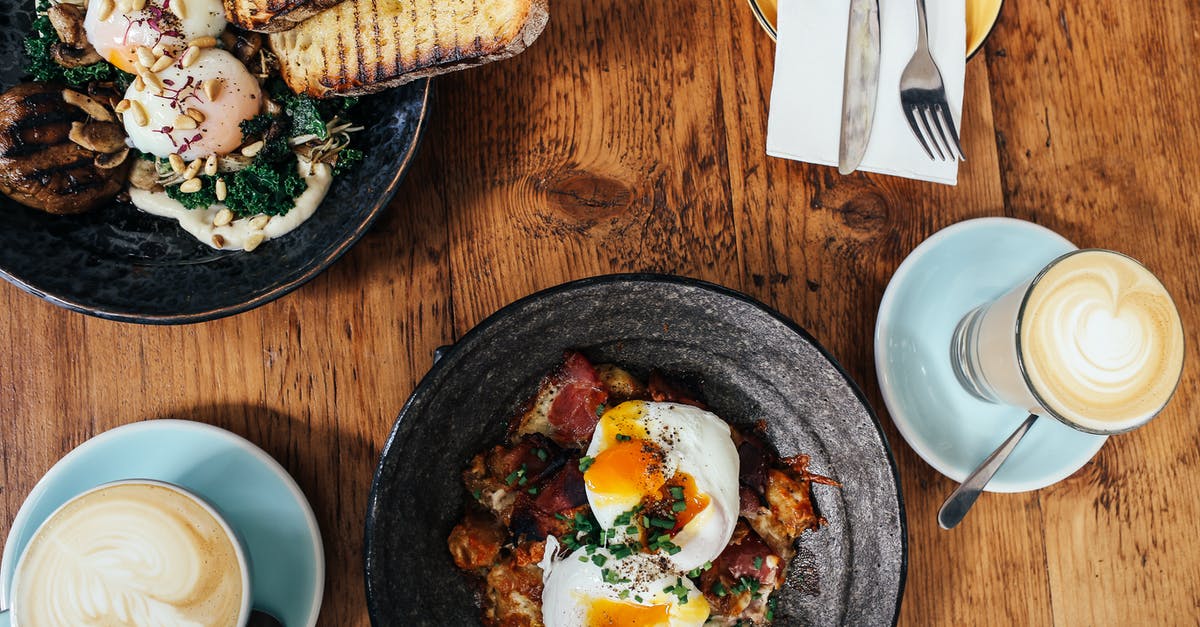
[0,4,429,323]
[365,275,907,626]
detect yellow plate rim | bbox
[744,0,1005,60]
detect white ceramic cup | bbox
[0,479,252,627]
[950,248,1185,435]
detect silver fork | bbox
[899,0,965,161]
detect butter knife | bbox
[838,0,881,175]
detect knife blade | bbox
[838,0,881,174]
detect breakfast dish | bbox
[5,0,366,252]
[1,0,546,252]
[364,275,905,626]
[447,351,836,625]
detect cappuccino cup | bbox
[951,249,1185,434]
[2,480,251,627]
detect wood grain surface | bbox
[3,0,1199,624]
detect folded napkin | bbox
[766,0,966,185]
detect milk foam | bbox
[1021,250,1184,430]
[12,483,245,627]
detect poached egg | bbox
[541,545,710,627]
[122,48,262,160]
[583,401,740,571]
[83,0,226,74]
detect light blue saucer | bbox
[0,420,324,624]
[874,218,1108,492]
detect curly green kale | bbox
[332,148,363,177]
[165,176,218,210]
[224,160,307,218]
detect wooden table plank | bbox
[2,0,1199,625]
[985,1,1200,624]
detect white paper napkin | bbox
[766,0,966,185]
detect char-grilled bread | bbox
[268,0,549,97]
[224,0,346,33]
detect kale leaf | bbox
[225,160,308,218]
[165,176,218,210]
[332,148,363,177]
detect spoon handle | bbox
[938,413,1039,529]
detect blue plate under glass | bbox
[875,217,1107,492]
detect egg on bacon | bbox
[122,48,262,160]
[541,546,710,627]
[83,0,226,74]
[582,401,740,571]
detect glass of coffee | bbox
[951,249,1185,434]
[2,480,251,627]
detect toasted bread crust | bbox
[267,0,549,97]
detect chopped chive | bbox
[713,581,727,597]
[669,486,685,500]
[534,448,548,461]
[615,433,632,442]
[753,556,764,570]
[527,486,539,495]
[592,554,608,567]
[649,516,675,529]
[472,489,482,500]
[672,501,688,512]
[579,456,595,472]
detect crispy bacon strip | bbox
[545,352,607,446]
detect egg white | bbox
[541,546,709,627]
[584,401,741,571]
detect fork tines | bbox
[902,93,965,162]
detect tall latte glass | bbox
[951,249,1185,434]
[4,480,251,627]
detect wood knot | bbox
[810,175,890,235]
[537,169,633,224]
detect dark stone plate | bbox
[0,4,429,323]
[365,275,907,626]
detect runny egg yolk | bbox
[585,439,667,500]
[587,598,671,626]
[662,473,710,531]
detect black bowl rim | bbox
[363,272,908,626]
[0,79,433,325]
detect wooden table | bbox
[3,0,1198,624]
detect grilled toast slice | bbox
[225,0,346,33]
[268,0,549,97]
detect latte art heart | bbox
[12,483,246,627]
[1021,251,1184,431]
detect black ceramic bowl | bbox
[0,3,429,323]
[365,275,907,626]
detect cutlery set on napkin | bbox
[767,0,966,185]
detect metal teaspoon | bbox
[938,413,1039,529]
